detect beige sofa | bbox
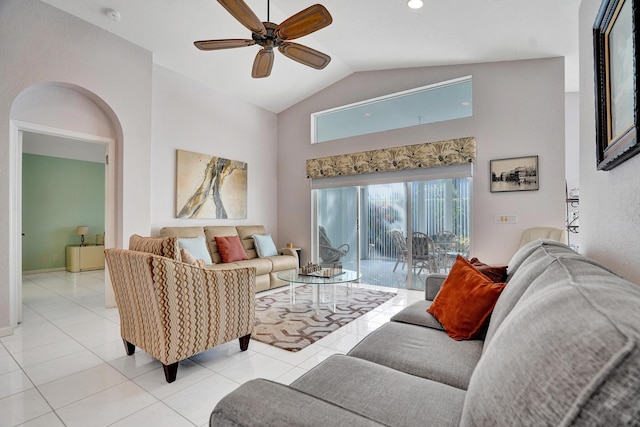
[160,225,298,292]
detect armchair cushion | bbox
[252,234,278,258]
[178,236,212,264]
[428,255,506,340]
[129,234,181,262]
[180,248,198,265]
[215,235,249,263]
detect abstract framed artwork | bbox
[593,0,640,170]
[490,156,539,193]
[175,149,247,219]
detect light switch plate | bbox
[495,215,518,224]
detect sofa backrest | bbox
[160,225,272,264]
[483,240,574,347]
[203,226,240,263]
[461,247,640,425]
[236,225,267,259]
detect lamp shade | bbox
[76,226,89,236]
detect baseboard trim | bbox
[0,326,14,338]
[22,267,66,275]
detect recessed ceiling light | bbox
[407,0,424,9]
[461,101,471,106]
[364,112,372,117]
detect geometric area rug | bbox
[252,284,397,352]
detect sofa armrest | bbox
[425,273,448,300]
[210,379,384,427]
[278,247,298,258]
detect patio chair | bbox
[412,232,439,275]
[319,226,350,263]
[390,229,408,272]
[434,230,459,271]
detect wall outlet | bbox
[495,215,518,224]
[53,255,59,261]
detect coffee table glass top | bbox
[277,269,360,284]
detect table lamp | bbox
[76,226,89,246]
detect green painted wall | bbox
[22,154,105,272]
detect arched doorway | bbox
[9,82,121,326]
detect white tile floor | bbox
[1,270,424,427]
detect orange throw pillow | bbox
[215,235,248,263]
[427,255,506,340]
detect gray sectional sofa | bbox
[209,239,640,426]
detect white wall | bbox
[278,58,567,265]
[0,0,152,332]
[579,0,640,285]
[565,92,581,250]
[150,65,280,238]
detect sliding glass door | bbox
[315,187,358,271]
[313,177,471,290]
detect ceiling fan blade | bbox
[276,4,332,40]
[278,42,331,70]
[194,39,256,50]
[217,0,266,36]
[252,48,274,78]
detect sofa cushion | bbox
[291,355,465,427]
[178,236,212,264]
[215,235,248,263]
[348,322,483,390]
[252,234,278,258]
[428,255,506,340]
[462,255,640,426]
[211,378,386,427]
[129,234,181,262]
[203,226,239,263]
[233,258,273,276]
[268,254,298,271]
[391,300,444,331]
[236,225,267,259]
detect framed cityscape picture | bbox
[490,156,539,193]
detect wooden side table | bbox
[66,245,105,272]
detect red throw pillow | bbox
[215,235,248,263]
[427,255,506,341]
[468,257,508,283]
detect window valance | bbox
[306,137,476,179]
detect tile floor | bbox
[1,270,424,427]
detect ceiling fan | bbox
[194,0,333,78]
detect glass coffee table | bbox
[276,269,360,311]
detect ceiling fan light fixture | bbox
[407,0,423,9]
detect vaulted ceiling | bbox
[41,0,581,113]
